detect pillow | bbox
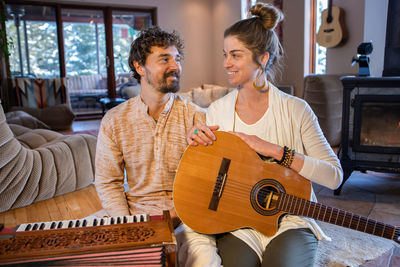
[10,104,75,131]
[124,84,141,98]
[6,111,50,129]
[191,85,234,108]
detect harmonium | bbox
[0,210,176,266]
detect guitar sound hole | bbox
[256,186,279,210]
[250,179,285,216]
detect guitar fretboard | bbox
[277,192,399,243]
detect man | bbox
[95,27,220,266]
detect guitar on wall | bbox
[173,132,399,244]
[316,0,348,48]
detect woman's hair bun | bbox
[250,2,284,30]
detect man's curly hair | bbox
[128,27,184,83]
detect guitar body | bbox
[317,5,347,48]
[173,131,311,237]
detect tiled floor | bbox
[314,170,400,227]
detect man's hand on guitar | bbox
[187,124,219,146]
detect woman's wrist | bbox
[275,145,297,169]
[272,144,285,161]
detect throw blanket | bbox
[11,77,69,108]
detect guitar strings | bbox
[220,179,280,203]
[279,194,394,237]
[219,181,394,238]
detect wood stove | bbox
[336,76,400,195]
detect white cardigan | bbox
[206,83,343,191]
[206,84,343,245]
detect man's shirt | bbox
[95,93,205,216]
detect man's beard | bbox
[146,70,180,93]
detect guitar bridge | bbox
[208,158,231,211]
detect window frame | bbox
[310,0,328,74]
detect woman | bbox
[186,2,343,267]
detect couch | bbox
[179,84,235,108]
[303,74,343,147]
[0,102,97,213]
[67,74,108,97]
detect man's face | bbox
[142,46,182,93]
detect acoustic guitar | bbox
[316,0,348,48]
[173,132,400,244]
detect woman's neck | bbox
[237,83,269,106]
[235,83,270,125]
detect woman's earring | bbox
[253,66,266,90]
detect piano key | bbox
[92,218,98,227]
[60,220,71,229]
[32,223,39,230]
[42,223,49,230]
[50,222,57,229]
[82,219,87,227]
[75,220,80,227]
[39,223,46,230]
[16,223,29,232]
[126,216,134,223]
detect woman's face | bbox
[223,35,259,87]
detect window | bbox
[6,4,59,77]
[112,10,152,95]
[112,10,152,75]
[313,0,328,74]
[62,9,106,76]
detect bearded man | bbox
[95,27,223,266]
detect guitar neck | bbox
[277,193,400,244]
[327,0,333,22]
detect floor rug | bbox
[315,221,398,266]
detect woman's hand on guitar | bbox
[187,124,219,146]
[230,132,283,160]
[231,132,305,172]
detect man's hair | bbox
[128,26,184,83]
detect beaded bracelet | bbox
[281,149,292,168]
[278,147,296,168]
[286,149,296,168]
[277,146,289,165]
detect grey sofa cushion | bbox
[6,110,50,129]
[10,104,75,131]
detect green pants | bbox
[216,228,318,267]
